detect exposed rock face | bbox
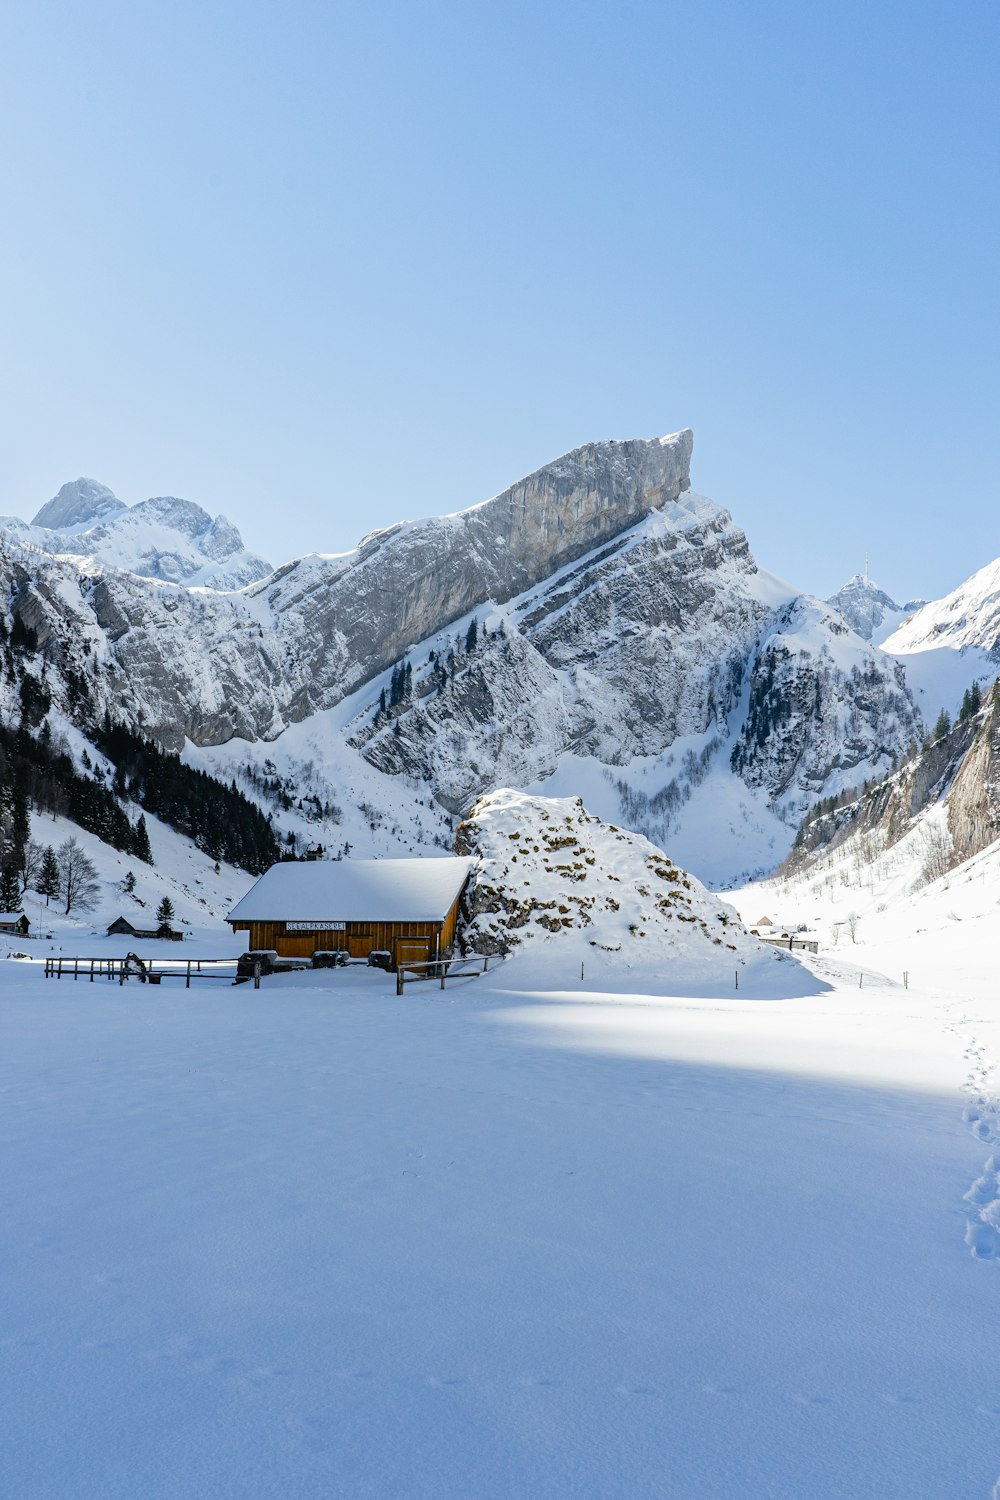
[783,687,1000,880]
[253,428,695,694]
[946,696,1000,862]
[361,491,768,810]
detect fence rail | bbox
[44,956,237,986]
[396,954,496,996]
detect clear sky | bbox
[1,0,996,604]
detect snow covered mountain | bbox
[0,431,934,884]
[0,479,272,589]
[827,571,924,644]
[883,554,1000,660]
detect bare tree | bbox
[918,822,952,887]
[846,910,861,944]
[58,837,100,915]
[20,839,44,894]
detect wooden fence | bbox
[396,954,496,996]
[44,956,237,986]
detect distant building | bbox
[0,912,30,937]
[227,857,475,965]
[106,916,183,941]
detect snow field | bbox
[2,944,1000,1498]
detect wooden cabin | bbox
[107,916,183,941]
[0,911,29,937]
[227,857,475,965]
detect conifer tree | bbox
[38,845,60,905]
[932,708,951,741]
[465,616,478,652]
[0,865,21,912]
[132,815,153,865]
[156,896,175,926]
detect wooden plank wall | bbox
[232,886,468,960]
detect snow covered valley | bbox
[3,900,1000,1498]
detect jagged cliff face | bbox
[0,427,926,881]
[731,599,921,802]
[358,491,767,810]
[5,431,697,747]
[784,687,1000,881]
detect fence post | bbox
[735,969,739,991]
[253,960,261,991]
[396,968,404,997]
[859,973,863,989]
[186,961,191,990]
[89,959,94,983]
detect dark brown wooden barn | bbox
[227,857,475,965]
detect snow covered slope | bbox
[0,479,271,588]
[884,554,1000,660]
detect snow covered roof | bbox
[228,858,476,925]
[0,912,26,924]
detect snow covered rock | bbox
[730,597,921,804]
[883,555,1000,660]
[827,572,924,644]
[32,478,126,531]
[454,789,771,978]
[1,483,272,589]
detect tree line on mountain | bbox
[92,715,279,873]
[0,612,280,893]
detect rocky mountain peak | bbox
[828,571,924,643]
[32,478,126,531]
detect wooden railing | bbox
[396,954,496,996]
[44,956,237,986]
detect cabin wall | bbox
[233,919,444,960]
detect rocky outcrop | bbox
[947,695,1000,861]
[253,429,694,695]
[454,788,759,970]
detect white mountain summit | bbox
[0,478,272,589]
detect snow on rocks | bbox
[454,788,786,987]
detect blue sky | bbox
[1,0,996,602]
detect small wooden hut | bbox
[0,911,29,937]
[227,857,475,965]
